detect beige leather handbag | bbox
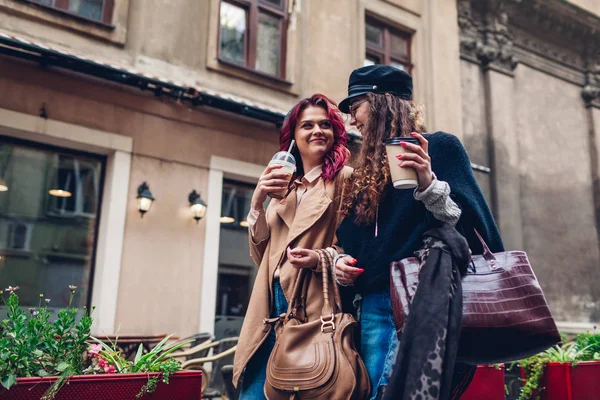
[265,250,370,399]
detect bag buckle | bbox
[320,314,335,332]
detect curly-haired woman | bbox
[334,65,504,400]
[232,94,353,399]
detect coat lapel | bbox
[285,180,332,246]
[273,189,297,229]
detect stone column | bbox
[582,59,600,255]
[458,0,524,250]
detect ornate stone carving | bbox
[457,0,518,74]
[457,0,482,62]
[459,0,600,92]
[582,62,600,106]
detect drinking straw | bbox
[287,139,295,153]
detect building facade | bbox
[0,0,598,340]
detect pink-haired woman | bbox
[232,94,353,399]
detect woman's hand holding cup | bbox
[251,164,293,210]
[335,255,364,286]
[395,132,433,191]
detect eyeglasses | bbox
[349,99,368,118]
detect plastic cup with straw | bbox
[267,139,296,199]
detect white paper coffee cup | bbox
[385,137,419,189]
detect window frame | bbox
[218,0,289,80]
[0,134,106,311]
[365,15,413,73]
[21,0,115,27]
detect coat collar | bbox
[273,177,333,244]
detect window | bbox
[48,155,101,218]
[0,138,104,313]
[25,0,114,24]
[215,180,256,338]
[219,0,288,78]
[365,16,412,72]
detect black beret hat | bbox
[339,65,413,113]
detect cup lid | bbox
[271,151,296,165]
[385,137,420,145]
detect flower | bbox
[45,299,51,304]
[88,344,102,357]
[5,286,20,293]
[97,357,108,368]
[104,364,116,374]
[69,285,77,291]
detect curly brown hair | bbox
[340,92,426,225]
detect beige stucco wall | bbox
[568,0,600,14]
[0,0,464,123]
[514,65,600,322]
[115,156,208,337]
[0,58,279,335]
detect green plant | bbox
[89,334,192,398]
[575,330,600,361]
[517,333,600,400]
[0,285,92,398]
[0,286,191,399]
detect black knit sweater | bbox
[336,132,504,295]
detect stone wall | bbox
[459,0,600,324]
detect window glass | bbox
[29,0,107,22]
[365,16,411,72]
[365,21,382,46]
[256,12,281,76]
[215,180,256,339]
[390,32,408,57]
[364,54,380,66]
[68,0,104,21]
[260,0,284,9]
[220,2,247,66]
[391,60,406,71]
[0,139,104,318]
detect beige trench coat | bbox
[232,166,352,387]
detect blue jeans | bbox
[360,290,399,400]
[239,279,288,400]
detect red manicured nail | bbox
[357,268,365,273]
[352,258,358,264]
[396,155,403,159]
[400,142,407,147]
[398,163,403,167]
[411,132,417,136]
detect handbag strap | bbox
[286,268,310,318]
[285,250,343,329]
[317,249,343,320]
[319,249,342,313]
[473,228,496,263]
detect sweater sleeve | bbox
[414,177,462,226]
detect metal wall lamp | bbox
[137,182,155,218]
[189,190,207,223]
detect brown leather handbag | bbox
[265,249,370,400]
[390,230,561,364]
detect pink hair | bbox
[279,94,350,181]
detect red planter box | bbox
[538,361,600,400]
[461,365,505,400]
[0,370,202,400]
